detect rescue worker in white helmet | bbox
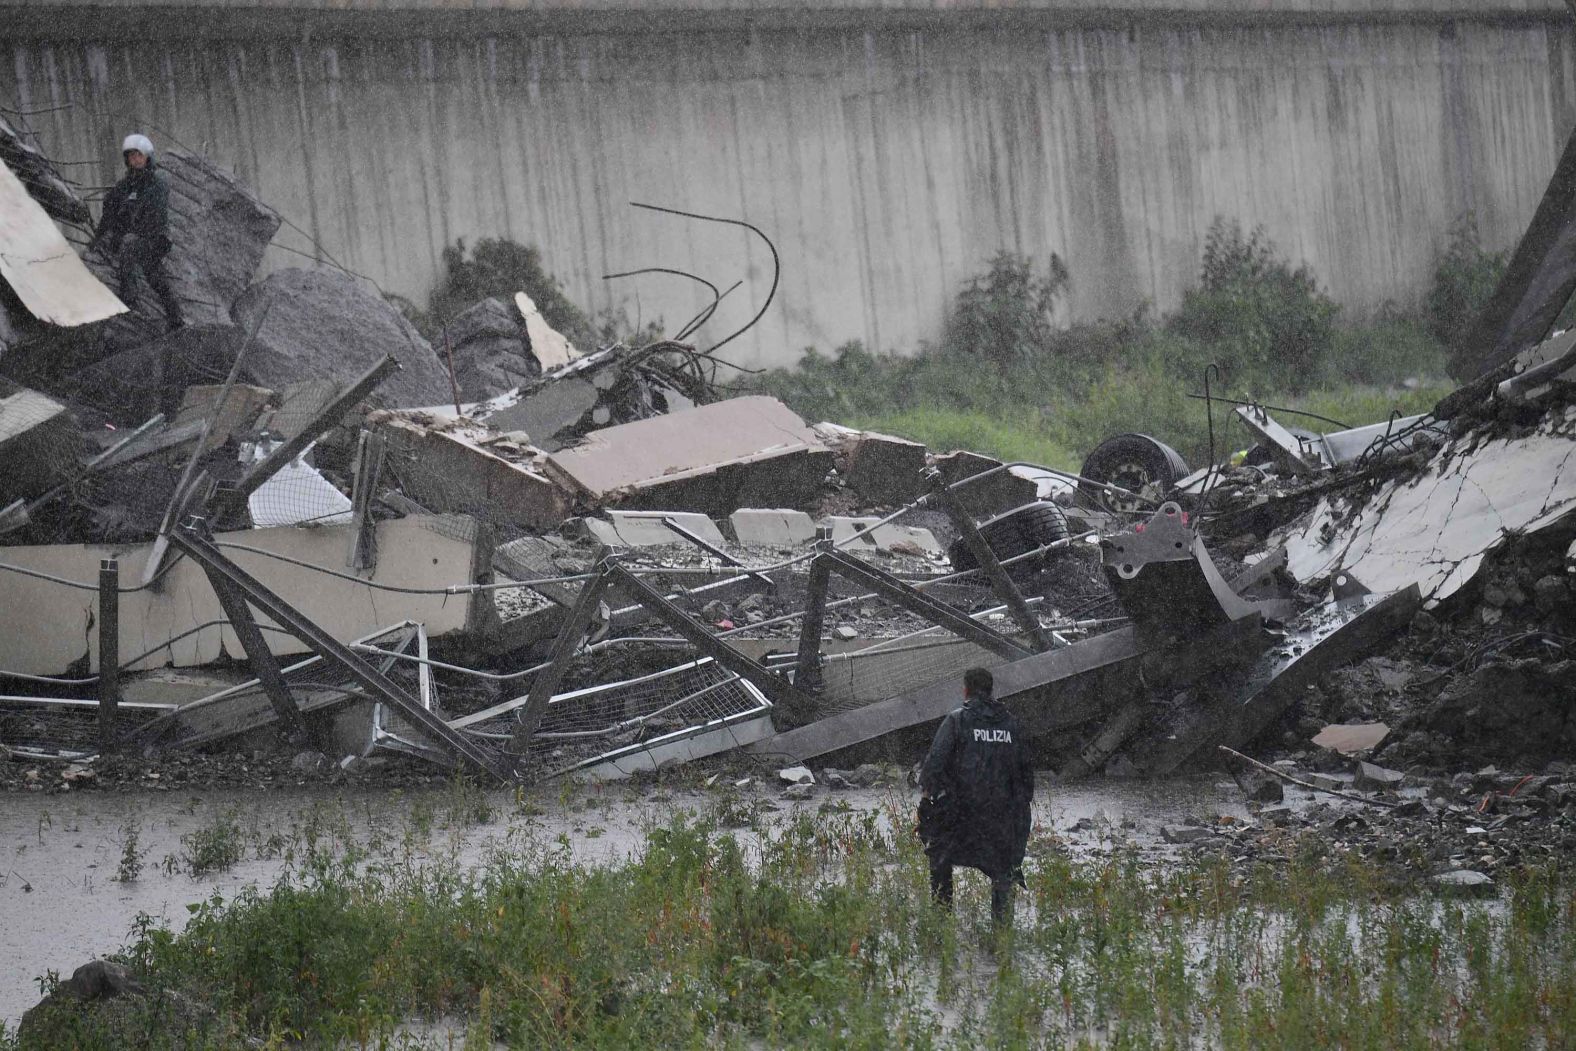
[90,133,183,329]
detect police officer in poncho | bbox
[918,667,1035,925]
[91,133,183,329]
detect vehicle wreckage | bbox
[2,110,1574,789]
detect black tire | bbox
[1078,433,1190,513]
[948,500,1071,580]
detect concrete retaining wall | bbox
[5,3,1574,366]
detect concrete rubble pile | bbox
[1,121,1573,819]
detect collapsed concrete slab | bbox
[1272,415,1576,606]
[232,268,453,408]
[543,396,832,516]
[0,158,125,328]
[374,412,570,530]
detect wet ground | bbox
[0,772,1257,1027]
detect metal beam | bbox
[661,515,774,588]
[169,520,514,782]
[819,548,1032,661]
[222,355,400,515]
[97,559,119,754]
[923,466,1054,651]
[794,550,832,691]
[204,570,313,745]
[603,562,820,725]
[506,564,612,755]
[345,429,385,570]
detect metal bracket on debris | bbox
[1234,404,1323,475]
[1103,501,1262,641]
[169,518,514,782]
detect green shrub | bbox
[940,250,1069,366]
[425,237,592,343]
[1167,218,1339,391]
[1426,214,1506,354]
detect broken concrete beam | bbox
[815,424,927,505]
[375,414,571,530]
[730,508,818,548]
[1137,585,1422,775]
[824,516,942,556]
[232,268,452,408]
[543,396,832,517]
[0,379,79,506]
[929,450,1038,518]
[754,613,1266,765]
[578,510,727,549]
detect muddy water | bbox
[0,774,1251,1027]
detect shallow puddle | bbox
[0,773,1251,1027]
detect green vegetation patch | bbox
[11,802,1576,1049]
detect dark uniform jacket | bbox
[93,162,171,254]
[918,696,1034,879]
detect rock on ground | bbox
[443,296,539,401]
[232,268,453,408]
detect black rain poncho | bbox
[918,695,1034,879]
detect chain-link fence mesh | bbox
[458,657,771,774]
[0,696,173,760]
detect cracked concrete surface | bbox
[1274,412,1576,606]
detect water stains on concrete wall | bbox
[6,10,1574,367]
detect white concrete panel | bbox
[0,516,479,676]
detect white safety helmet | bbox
[121,133,154,160]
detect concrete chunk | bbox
[375,414,570,530]
[828,428,927,505]
[730,508,817,548]
[543,396,831,516]
[930,450,1038,517]
[233,268,452,408]
[825,516,942,556]
[1311,722,1390,754]
[1353,761,1406,791]
[580,510,726,549]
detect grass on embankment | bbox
[10,796,1575,1049]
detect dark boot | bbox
[929,861,954,910]
[990,878,1015,928]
